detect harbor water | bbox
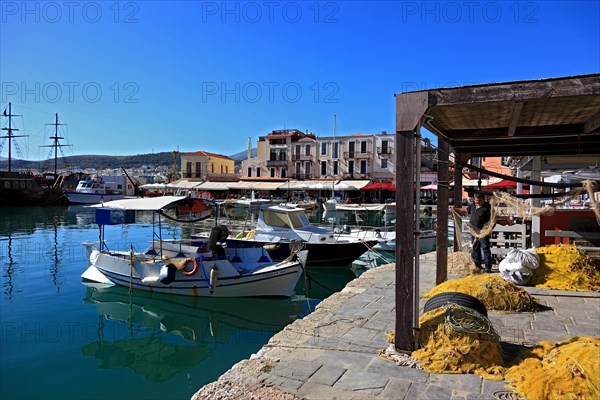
[0,205,361,400]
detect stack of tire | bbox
[413,291,505,376]
[423,291,488,317]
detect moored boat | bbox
[82,196,307,297]
[207,204,378,266]
[65,178,125,204]
[0,104,67,206]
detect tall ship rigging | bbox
[0,103,69,206]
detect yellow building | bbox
[180,151,236,181]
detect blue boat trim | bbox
[95,265,300,290]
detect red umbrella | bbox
[484,179,529,189]
[420,184,438,190]
[360,181,396,191]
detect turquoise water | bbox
[0,206,355,400]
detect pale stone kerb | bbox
[395,91,429,132]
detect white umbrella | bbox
[334,182,355,190]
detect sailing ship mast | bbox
[40,113,72,176]
[1,103,27,172]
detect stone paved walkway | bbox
[192,252,600,400]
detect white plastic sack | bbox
[500,269,532,285]
[502,247,540,269]
[499,247,539,286]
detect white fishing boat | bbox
[81,196,307,297]
[65,178,125,204]
[350,227,436,253]
[283,190,318,211]
[232,190,275,209]
[216,204,379,266]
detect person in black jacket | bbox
[455,193,493,272]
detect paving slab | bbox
[192,253,600,400]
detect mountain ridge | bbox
[0,149,257,171]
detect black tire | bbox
[423,292,488,317]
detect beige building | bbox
[180,151,237,181]
[242,130,396,182]
[242,129,317,179]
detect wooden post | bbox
[395,129,416,352]
[436,139,449,285]
[453,155,463,252]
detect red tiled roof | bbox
[182,151,233,160]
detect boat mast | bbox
[40,113,72,175]
[1,103,27,172]
[332,114,336,197]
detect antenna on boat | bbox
[40,113,72,176]
[1,103,27,172]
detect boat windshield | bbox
[263,210,292,228]
[288,211,309,228]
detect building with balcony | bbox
[241,128,403,183]
[180,151,237,181]
[242,129,317,179]
[317,132,395,181]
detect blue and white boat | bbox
[82,197,307,297]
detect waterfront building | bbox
[242,129,317,180]
[180,151,237,181]
[241,129,398,182]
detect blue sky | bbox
[1,1,598,160]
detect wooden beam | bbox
[449,135,600,147]
[436,140,449,285]
[446,124,586,140]
[507,101,524,137]
[427,74,600,106]
[584,111,600,133]
[396,92,429,132]
[453,142,600,157]
[395,129,416,352]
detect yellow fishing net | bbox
[412,305,505,380]
[423,275,539,312]
[505,336,600,400]
[533,244,600,291]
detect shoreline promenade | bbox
[192,252,600,400]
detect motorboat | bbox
[232,190,276,209]
[212,204,379,266]
[65,177,125,204]
[282,190,318,211]
[81,197,307,297]
[349,227,436,253]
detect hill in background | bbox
[0,148,257,171]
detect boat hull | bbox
[0,171,66,206]
[65,192,125,204]
[226,238,378,266]
[84,249,302,297]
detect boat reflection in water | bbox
[81,283,308,383]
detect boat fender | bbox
[209,267,218,292]
[182,258,199,276]
[159,264,177,285]
[218,225,229,241]
[263,243,280,251]
[207,226,223,250]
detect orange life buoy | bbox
[182,258,199,276]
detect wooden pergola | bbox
[394,74,600,351]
